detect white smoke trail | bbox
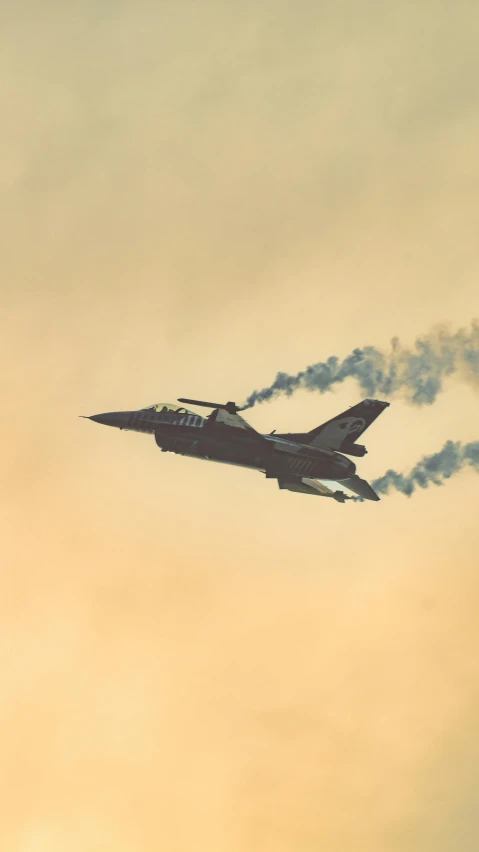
[371,439,479,498]
[242,322,479,409]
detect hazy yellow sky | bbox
[2,1,479,850]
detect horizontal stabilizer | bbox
[341,475,380,502]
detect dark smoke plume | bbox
[242,322,479,409]
[370,439,479,498]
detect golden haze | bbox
[2,1,479,850]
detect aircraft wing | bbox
[211,408,273,447]
[213,407,258,432]
[177,397,267,443]
[277,476,354,502]
[277,474,378,502]
[303,478,345,497]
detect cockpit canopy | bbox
[140,402,198,416]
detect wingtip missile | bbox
[178,398,240,414]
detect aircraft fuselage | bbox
[87,407,356,482]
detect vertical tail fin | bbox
[306,399,390,452]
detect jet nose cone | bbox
[85,412,130,428]
[88,413,116,426]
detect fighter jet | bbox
[83,397,389,502]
